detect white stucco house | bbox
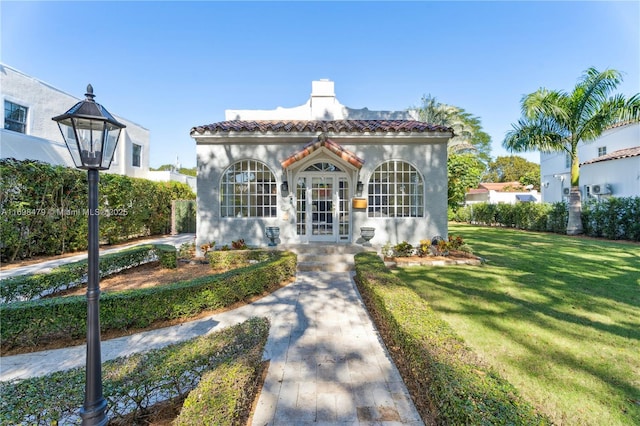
[465,182,540,205]
[540,122,640,203]
[191,80,453,248]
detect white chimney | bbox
[310,79,341,119]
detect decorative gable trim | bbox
[281,134,365,169]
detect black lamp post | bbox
[52,85,125,426]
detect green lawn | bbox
[395,224,640,425]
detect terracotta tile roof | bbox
[581,146,640,165]
[281,137,365,169]
[191,120,453,135]
[605,120,640,131]
[478,182,525,192]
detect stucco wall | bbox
[540,122,640,202]
[195,138,448,248]
[1,64,150,176]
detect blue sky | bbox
[2,1,639,168]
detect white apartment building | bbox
[1,63,150,177]
[540,122,640,203]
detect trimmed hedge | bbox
[1,251,296,352]
[0,317,269,426]
[0,244,176,303]
[454,197,640,241]
[175,353,265,425]
[207,249,275,272]
[0,158,195,262]
[354,252,550,425]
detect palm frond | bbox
[503,117,568,153]
[571,67,623,129]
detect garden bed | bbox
[385,250,483,267]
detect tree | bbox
[150,164,197,177]
[483,156,541,189]
[448,153,485,211]
[503,67,640,235]
[413,95,491,210]
[414,94,492,162]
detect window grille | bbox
[368,160,424,218]
[220,160,277,218]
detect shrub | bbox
[354,252,550,425]
[231,239,248,250]
[1,251,296,352]
[0,158,195,262]
[392,241,414,257]
[456,198,639,241]
[156,244,177,269]
[207,249,274,272]
[0,244,174,303]
[0,317,269,425]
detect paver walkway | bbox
[0,242,424,425]
[0,234,195,279]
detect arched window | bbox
[220,160,277,218]
[368,160,424,217]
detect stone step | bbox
[284,244,365,256]
[279,243,372,272]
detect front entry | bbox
[295,164,350,242]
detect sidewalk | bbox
[0,234,195,279]
[0,247,424,425]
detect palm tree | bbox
[413,94,492,162]
[504,67,640,235]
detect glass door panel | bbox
[310,177,334,240]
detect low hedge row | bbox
[453,197,640,241]
[353,252,550,425]
[0,244,176,303]
[0,317,269,426]
[207,249,275,272]
[1,251,296,352]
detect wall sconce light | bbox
[356,181,364,196]
[281,181,289,193]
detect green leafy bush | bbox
[207,249,275,272]
[156,243,178,269]
[0,317,269,425]
[454,198,639,241]
[1,251,295,352]
[0,244,177,303]
[0,159,195,262]
[354,252,550,425]
[392,241,414,257]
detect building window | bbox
[368,160,424,218]
[132,144,141,167]
[220,160,277,218]
[4,101,28,133]
[598,146,607,157]
[565,153,571,168]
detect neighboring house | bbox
[1,63,150,177]
[465,182,540,205]
[191,79,453,248]
[540,122,640,202]
[147,157,197,192]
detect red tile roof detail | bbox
[281,138,365,169]
[581,146,640,165]
[478,182,525,192]
[191,120,453,135]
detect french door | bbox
[296,173,350,242]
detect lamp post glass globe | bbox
[52,84,125,170]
